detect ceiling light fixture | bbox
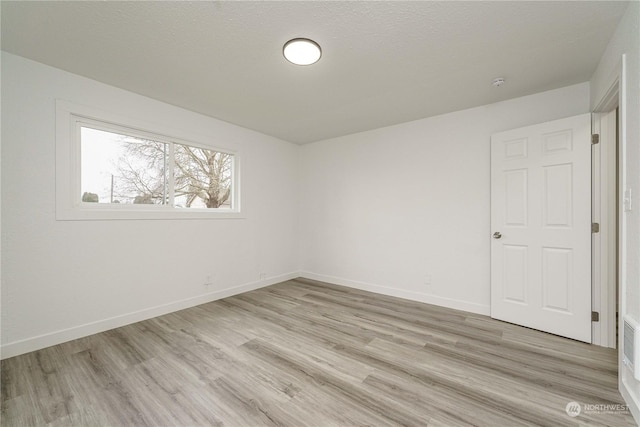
[283,38,322,66]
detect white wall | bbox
[299,83,590,315]
[1,52,300,358]
[590,1,640,422]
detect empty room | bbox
[1,1,640,426]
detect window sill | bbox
[56,205,245,221]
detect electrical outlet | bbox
[259,272,266,281]
[204,275,213,287]
[424,274,432,286]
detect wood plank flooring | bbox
[1,278,635,426]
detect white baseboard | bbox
[299,271,490,316]
[1,271,300,359]
[621,378,640,425]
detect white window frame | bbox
[56,100,242,220]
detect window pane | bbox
[81,127,168,205]
[173,144,233,209]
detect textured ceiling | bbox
[1,1,629,144]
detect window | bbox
[79,122,234,209]
[56,101,241,220]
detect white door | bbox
[491,114,592,343]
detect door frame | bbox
[591,56,624,349]
[592,108,618,348]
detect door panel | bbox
[504,169,528,226]
[543,164,573,226]
[503,245,528,303]
[491,114,591,342]
[541,247,572,312]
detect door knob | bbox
[493,232,502,239]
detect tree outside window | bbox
[80,126,233,209]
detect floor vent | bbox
[623,315,640,380]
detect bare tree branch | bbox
[113,137,232,208]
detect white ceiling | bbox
[1,1,629,144]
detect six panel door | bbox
[490,114,592,343]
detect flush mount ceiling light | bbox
[283,38,322,66]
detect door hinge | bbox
[592,311,600,322]
[592,222,600,233]
[592,134,600,145]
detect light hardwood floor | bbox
[1,278,635,426]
